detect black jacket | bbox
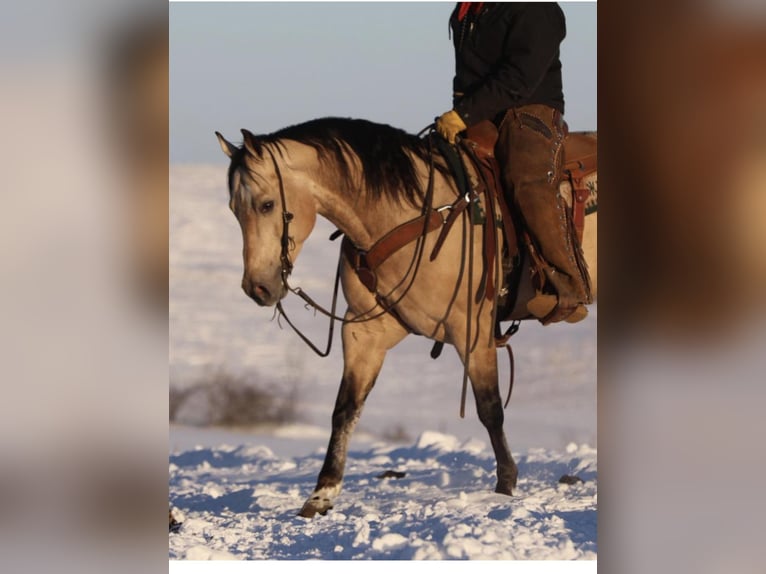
[450,2,566,126]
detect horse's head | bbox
[216,130,316,307]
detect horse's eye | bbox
[259,200,275,214]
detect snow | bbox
[170,164,597,562]
[169,429,596,561]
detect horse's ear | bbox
[215,131,237,159]
[241,129,263,158]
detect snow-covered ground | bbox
[170,428,596,560]
[170,163,597,561]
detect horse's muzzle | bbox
[242,277,283,307]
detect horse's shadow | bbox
[174,487,260,515]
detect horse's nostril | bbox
[242,279,271,304]
[254,284,271,301]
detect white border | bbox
[169,561,597,573]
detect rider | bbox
[436,2,592,324]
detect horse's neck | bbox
[280,141,419,249]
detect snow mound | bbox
[415,430,462,451]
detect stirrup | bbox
[564,304,588,323]
[527,292,589,325]
[526,292,557,319]
[543,303,588,325]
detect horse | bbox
[215,117,597,518]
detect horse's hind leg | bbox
[298,314,407,518]
[458,342,518,495]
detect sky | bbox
[170,2,596,164]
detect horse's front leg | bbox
[298,313,406,518]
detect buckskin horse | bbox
[215,117,597,518]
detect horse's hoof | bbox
[494,483,514,496]
[297,505,317,518]
[297,496,333,518]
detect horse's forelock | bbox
[226,146,247,200]
[228,143,280,205]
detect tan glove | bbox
[435,109,467,144]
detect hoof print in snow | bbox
[558,474,583,485]
[375,470,406,480]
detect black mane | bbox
[253,117,436,207]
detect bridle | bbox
[261,144,343,357]
[261,146,295,285]
[261,134,440,357]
